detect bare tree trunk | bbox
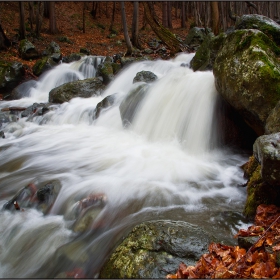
[83,1,86,33]
[181,1,186,28]
[121,1,133,55]
[35,1,44,37]
[0,20,11,49]
[91,2,98,19]
[211,1,219,35]
[109,2,116,31]
[132,1,141,49]
[167,1,173,28]
[19,1,26,39]
[143,1,183,55]
[28,2,35,31]
[43,1,49,18]
[162,2,168,27]
[48,1,58,34]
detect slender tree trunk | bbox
[0,21,11,49]
[19,1,26,39]
[181,1,186,28]
[132,1,141,49]
[91,2,98,19]
[83,1,86,33]
[143,1,182,54]
[167,1,173,28]
[35,1,44,37]
[109,2,116,31]
[211,1,219,35]
[48,1,58,34]
[162,2,168,27]
[43,1,49,18]
[121,1,133,55]
[28,2,35,31]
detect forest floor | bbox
[0,1,190,69]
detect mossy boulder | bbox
[99,220,213,279]
[190,32,226,71]
[18,39,39,60]
[235,14,280,45]
[49,78,105,103]
[0,60,24,93]
[32,56,59,77]
[97,60,114,85]
[213,29,280,136]
[243,152,280,218]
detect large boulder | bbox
[32,56,59,77]
[265,100,280,134]
[235,14,280,45]
[133,70,158,84]
[213,29,280,136]
[97,57,115,85]
[99,220,214,279]
[18,39,39,60]
[0,60,24,94]
[49,78,105,103]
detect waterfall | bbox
[0,53,249,278]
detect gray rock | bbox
[10,80,37,100]
[62,53,85,63]
[0,60,24,92]
[265,100,280,134]
[18,39,39,60]
[119,84,149,127]
[99,220,214,279]
[133,70,158,84]
[253,133,280,185]
[184,27,212,51]
[32,56,59,77]
[49,78,105,103]
[94,94,116,119]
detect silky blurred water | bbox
[0,54,250,278]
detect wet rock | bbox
[133,70,158,84]
[0,131,5,138]
[0,60,24,93]
[213,29,280,136]
[265,100,280,134]
[119,84,149,127]
[97,58,115,85]
[65,193,107,233]
[10,79,37,100]
[2,180,61,214]
[62,53,85,63]
[0,112,18,128]
[99,220,214,279]
[32,56,59,77]
[120,56,150,68]
[94,94,116,119]
[21,103,51,118]
[49,78,105,103]
[253,133,280,185]
[237,236,259,250]
[235,14,280,45]
[18,39,39,60]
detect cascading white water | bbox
[0,53,250,278]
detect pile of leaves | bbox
[167,204,280,279]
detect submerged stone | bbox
[99,220,214,279]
